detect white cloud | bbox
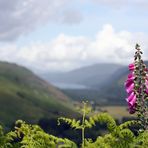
[0,24,147,73]
[0,0,83,41]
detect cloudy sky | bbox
[0,0,148,73]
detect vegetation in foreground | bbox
[0,102,147,148]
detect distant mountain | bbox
[0,62,77,128]
[42,63,122,88]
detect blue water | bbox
[52,82,89,89]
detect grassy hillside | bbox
[0,62,77,128]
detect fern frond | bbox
[58,117,81,129]
[119,120,140,130]
[91,113,117,132]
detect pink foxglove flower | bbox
[125,44,148,129]
[126,92,136,106]
[125,63,137,114]
[128,63,135,71]
[125,73,135,94]
[128,102,136,114]
[126,92,137,114]
[125,82,134,94]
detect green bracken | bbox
[0,103,148,147]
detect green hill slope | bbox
[0,62,77,128]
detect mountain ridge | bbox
[42,63,123,88]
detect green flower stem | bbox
[135,45,148,130]
[82,102,86,148]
